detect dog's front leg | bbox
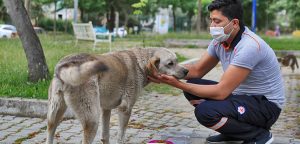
[117,109,132,144]
[101,109,111,144]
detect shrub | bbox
[37,18,73,33]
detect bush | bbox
[37,18,73,33]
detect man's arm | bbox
[184,52,219,80]
[160,65,251,100]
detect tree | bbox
[24,0,31,16]
[196,0,202,33]
[0,0,7,22]
[268,0,300,29]
[4,0,50,82]
[79,0,106,23]
[180,0,198,32]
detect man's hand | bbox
[147,75,162,84]
[148,74,180,86]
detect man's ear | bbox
[233,19,240,28]
[146,56,160,75]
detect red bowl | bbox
[147,140,174,144]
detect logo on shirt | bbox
[237,106,246,115]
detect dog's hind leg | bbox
[46,79,67,144]
[69,100,100,144]
[66,86,100,144]
[100,109,111,144]
[117,108,132,144]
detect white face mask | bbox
[210,21,234,42]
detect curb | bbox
[0,97,75,119]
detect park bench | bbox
[72,22,112,51]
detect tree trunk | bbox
[54,0,57,40]
[4,0,50,82]
[187,12,193,32]
[196,0,202,34]
[122,9,129,28]
[172,9,177,32]
[24,0,30,18]
[107,5,115,32]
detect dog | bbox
[277,54,299,72]
[46,48,188,144]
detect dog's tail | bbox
[57,60,108,86]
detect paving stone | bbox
[59,132,78,140]
[126,128,139,134]
[28,133,47,143]
[135,131,153,138]
[1,134,19,143]
[0,131,11,140]
[5,125,23,132]
[64,125,82,134]
[273,136,293,144]
[64,136,83,143]
[291,139,300,144]
[13,129,34,137]
[1,115,15,121]
[144,112,156,117]
[26,123,46,131]
[191,138,206,144]
[0,123,14,130]
[126,137,147,144]
[18,119,43,127]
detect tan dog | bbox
[46,48,188,144]
[277,54,299,72]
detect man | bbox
[148,0,285,143]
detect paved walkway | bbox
[0,48,300,144]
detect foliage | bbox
[268,0,300,29]
[176,52,188,62]
[37,17,73,33]
[132,0,148,15]
[200,0,213,29]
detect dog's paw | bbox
[100,139,109,144]
[116,140,125,144]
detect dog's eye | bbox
[168,62,174,66]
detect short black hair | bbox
[208,0,244,27]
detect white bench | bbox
[72,22,112,51]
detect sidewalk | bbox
[0,48,300,144]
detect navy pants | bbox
[183,78,281,140]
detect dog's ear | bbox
[146,56,160,75]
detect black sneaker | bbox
[206,134,244,143]
[242,131,273,144]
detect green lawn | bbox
[0,32,299,99]
[263,36,300,50]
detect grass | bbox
[0,32,299,99]
[0,34,108,99]
[144,83,182,96]
[262,36,300,50]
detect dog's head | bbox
[147,48,189,79]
